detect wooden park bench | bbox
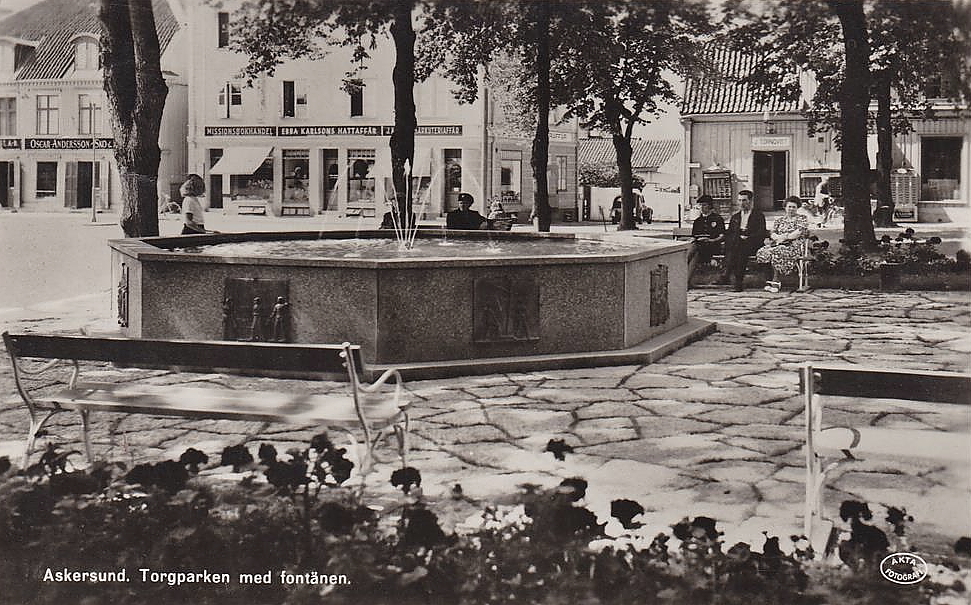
[801,363,971,550]
[2,332,410,474]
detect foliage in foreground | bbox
[0,438,969,604]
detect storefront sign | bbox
[488,126,574,142]
[205,126,278,136]
[0,138,20,149]
[276,125,463,137]
[413,125,463,136]
[24,138,114,150]
[751,135,791,150]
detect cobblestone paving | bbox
[1,289,968,549]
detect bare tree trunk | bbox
[612,131,636,231]
[874,75,895,226]
[829,0,876,248]
[100,0,167,237]
[389,0,416,225]
[530,0,552,232]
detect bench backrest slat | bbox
[802,364,971,405]
[3,332,363,379]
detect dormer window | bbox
[0,37,38,74]
[75,37,99,71]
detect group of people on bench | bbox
[688,190,810,293]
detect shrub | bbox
[0,443,968,605]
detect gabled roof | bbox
[0,0,178,81]
[681,46,800,116]
[578,138,681,171]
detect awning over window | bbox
[209,147,273,175]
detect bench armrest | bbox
[359,368,406,409]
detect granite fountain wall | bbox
[109,231,699,371]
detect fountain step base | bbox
[364,317,715,381]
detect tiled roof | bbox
[578,138,681,171]
[681,46,800,116]
[0,0,178,81]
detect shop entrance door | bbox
[76,162,94,209]
[753,151,787,211]
[0,161,10,207]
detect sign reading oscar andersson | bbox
[42,567,350,587]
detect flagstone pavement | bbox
[1,289,969,552]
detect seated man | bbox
[687,195,725,284]
[446,192,487,230]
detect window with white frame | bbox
[349,84,364,117]
[556,156,568,191]
[282,80,308,118]
[217,12,230,48]
[217,82,242,118]
[75,38,99,71]
[0,98,15,136]
[36,95,59,135]
[78,94,102,135]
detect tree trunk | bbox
[389,0,416,228]
[612,131,636,231]
[828,0,876,248]
[101,0,167,237]
[874,75,895,227]
[530,0,552,232]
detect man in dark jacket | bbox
[446,192,487,230]
[720,190,767,291]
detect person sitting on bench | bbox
[446,192,487,230]
[720,190,767,292]
[756,196,810,293]
[687,195,725,285]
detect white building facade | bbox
[0,0,188,212]
[186,2,579,221]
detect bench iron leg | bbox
[80,409,93,463]
[23,410,57,470]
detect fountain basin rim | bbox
[108,230,688,269]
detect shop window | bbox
[78,94,102,135]
[35,94,59,135]
[75,37,99,71]
[217,12,230,48]
[349,85,364,117]
[444,149,462,192]
[230,158,273,201]
[217,82,242,119]
[0,98,15,136]
[556,155,568,191]
[283,149,310,205]
[500,157,522,205]
[36,162,57,197]
[282,81,308,118]
[347,149,375,210]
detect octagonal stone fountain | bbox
[109,230,712,378]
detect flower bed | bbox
[1,440,969,604]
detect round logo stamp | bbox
[880,552,929,585]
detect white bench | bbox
[2,332,410,475]
[801,363,971,550]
